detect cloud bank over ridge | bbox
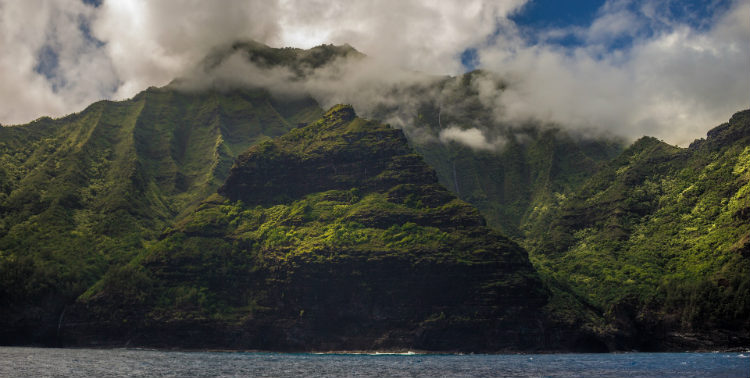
[0,0,747,146]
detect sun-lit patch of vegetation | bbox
[525,110,750,335]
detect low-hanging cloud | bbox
[0,0,747,149]
[477,0,750,145]
[439,127,507,151]
[0,0,519,126]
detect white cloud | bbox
[273,0,526,74]
[91,0,282,100]
[0,0,747,149]
[0,0,526,125]
[439,127,506,151]
[0,0,116,125]
[477,0,750,145]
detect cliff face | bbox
[219,105,432,204]
[524,110,750,350]
[0,86,321,345]
[62,105,553,351]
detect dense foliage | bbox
[1,41,747,350]
[525,110,750,348]
[0,87,321,342]
[65,105,549,351]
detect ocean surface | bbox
[0,347,747,377]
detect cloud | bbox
[0,0,117,125]
[273,0,526,74]
[476,0,750,145]
[439,127,506,151]
[0,0,747,150]
[91,0,282,100]
[0,0,524,125]
[170,43,449,145]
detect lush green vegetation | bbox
[97,186,530,323]
[0,86,321,341]
[67,105,548,351]
[370,70,624,238]
[525,110,750,342]
[1,41,747,350]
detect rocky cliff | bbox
[525,110,750,350]
[62,105,554,351]
[0,86,321,345]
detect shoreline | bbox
[3,344,748,355]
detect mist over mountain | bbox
[62,105,555,351]
[1,15,749,352]
[2,1,747,146]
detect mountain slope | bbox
[370,70,624,238]
[413,127,622,239]
[186,43,625,240]
[2,41,744,351]
[62,105,551,352]
[525,110,750,349]
[0,87,322,344]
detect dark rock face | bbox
[219,105,433,205]
[62,105,555,352]
[0,86,323,347]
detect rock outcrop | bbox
[62,105,551,351]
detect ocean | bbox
[0,347,747,377]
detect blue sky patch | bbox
[460,48,480,71]
[508,0,735,51]
[34,45,59,82]
[81,0,102,7]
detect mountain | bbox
[62,105,551,352]
[0,86,322,344]
[367,70,624,238]
[525,110,750,350]
[192,43,625,239]
[199,40,364,76]
[1,41,747,351]
[0,42,621,348]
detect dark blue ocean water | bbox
[0,347,747,377]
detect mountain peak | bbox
[706,109,750,143]
[200,40,364,75]
[65,101,550,352]
[322,103,356,123]
[218,104,430,205]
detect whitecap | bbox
[371,351,417,356]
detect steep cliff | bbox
[63,105,552,352]
[525,110,750,350]
[0,87,321,344]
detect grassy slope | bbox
[0,87,322,343]
[376,71,624,238]
[69,105,549,351]
[525,110,750,347]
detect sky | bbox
[1,0,748,145]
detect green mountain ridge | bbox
[201,40,364,75]
[0,86,321,343]
[0,42,747,351]
[525,110,750,349]
[62,105,552,351]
